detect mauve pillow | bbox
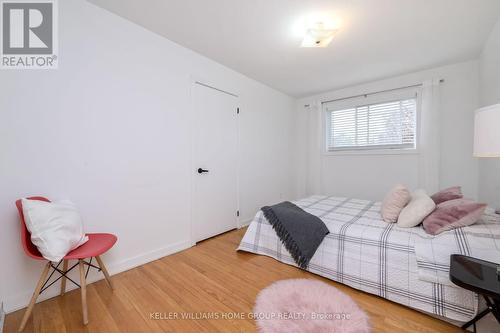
[422,199,487,235]
[430,186,463,205]
[381,184,411,223]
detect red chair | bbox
[15,197,117,331]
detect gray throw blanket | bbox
[261,201,329,269]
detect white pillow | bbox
[397,189,436,228]
[22,199,88,262]
[381,184,411,223]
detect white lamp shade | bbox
[474,103,500,157]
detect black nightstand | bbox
[450,254,500,332]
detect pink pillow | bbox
[430,186,463,205]
[381,184,411,223]
[422,199,487,235]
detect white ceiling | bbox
[88,0,500,97]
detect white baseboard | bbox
[4,240,193,314]
[238,218,253,228]
[0,302,5,333]
[109,239,194,275]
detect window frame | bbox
[322,87,422,156]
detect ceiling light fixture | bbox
[301,22,338,48]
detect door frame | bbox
[188,76,241,245]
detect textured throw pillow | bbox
[422,199,487,235]
[22,199,88,262]
[397,189,436,228]
[430,186,463,205]
[381,184,411,223]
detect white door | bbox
[193,82,238,242]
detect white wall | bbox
[295,61,479,201]
[478,17,500,209]
[0,0,295,312]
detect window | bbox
[324,89,418,152]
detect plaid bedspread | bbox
[238,195,482,322]
[414,207,500,286]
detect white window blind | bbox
[325,92,418,152]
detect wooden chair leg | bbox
[18,262,51,332]
[78,260,88,325]
[95,255,114,290]
[60,260,68,296]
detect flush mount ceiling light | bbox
[301,22,339,48]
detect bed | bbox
[238,195,500,323]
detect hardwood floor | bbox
[5,228,465,333]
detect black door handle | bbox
[197,168,209,174]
